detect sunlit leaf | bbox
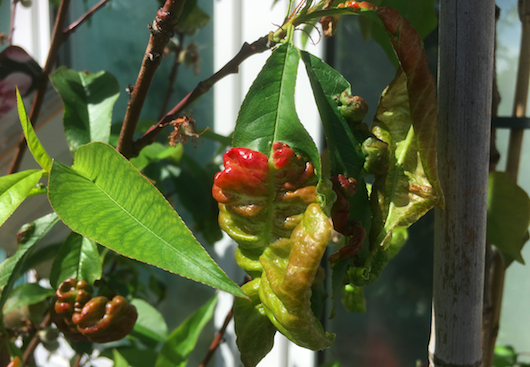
[50,67,119,154]
[0,170,43,227]
[233,43,320,178]
[154,295,217,367]
[47,142,244,298]
[487,172,530,265]
[49,232,102,289]
[16,89,52,171]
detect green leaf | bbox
[0,170,43,227]
[155,295,217,367]
[3,283,54,314]
[129,142,183,171]
[112,349,130,367]
[301,50,372,310]
[50,67,120,154]
[130,298,168,343]
[233,43,320,178]
[16,89,52,171]
[0,213,59,314]
[487,172,530,265]
[234,279,276,367]
[47,142,244,298]
[300,50,364,179]
[49,232,102,289]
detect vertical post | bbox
[429,0,495,366]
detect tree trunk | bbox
[429,1,496,366]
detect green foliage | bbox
[3,283,54,314]
[155,295,217,367]
[49,232,102,289]
[487,172,530,265]
[47,142,244,298]
[0,170,44,227]
[16,89,52,172]
[50,67,119,154]
[130,298,169,343]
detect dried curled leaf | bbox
[213,143,335,365]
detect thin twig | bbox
[198,306,234,367]
[117,0,188,158]
[7,0,71,175]
[73,353,83,367]
[22,312,51,365]
[158,32,185,120]
[132,35,272,156]
[63,0,111,39]
[8,0,19,46]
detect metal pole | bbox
[429,0,495,365]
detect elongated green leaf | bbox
[155,295,217,367]
[130,298,168,343]
[487,172,530,265]
[301,50,371,314]
[3,283,54,314]
[232,43,320,177]
[0,213,59,315]
[47,142,244,298]
[16,89,52,171]
[300,51,364,178]
[0,170,43,227]
[49,232,102,289]
[50,67,120,154]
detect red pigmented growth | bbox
[337,1,360,10]
[272,142,296,170]
[213,147,270,203]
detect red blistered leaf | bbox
[212,147,270,202]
